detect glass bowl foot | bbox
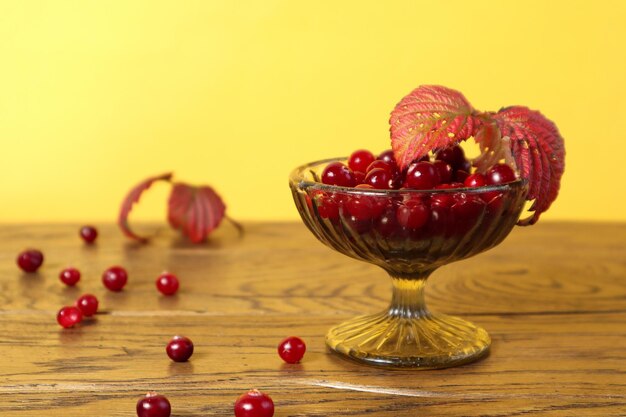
[326,311,490,369]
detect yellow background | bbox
[1,1,625,223]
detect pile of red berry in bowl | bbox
[290,146,528,271]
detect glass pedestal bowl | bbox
[289,158,528,369]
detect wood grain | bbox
[0,222,625,416]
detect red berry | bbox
[321,162,356,187]
[454,169,470,183]
[75,294,99,317]
[377,149,397,165]
[59,267,81,286]
[405,161,440,190]
[156,272,179,296]
[364,168,393,190]
[277,336,306,364]
[166,335,194,362]
[435,145,466,169]
[137,392,171,417]
[451,195,486,234]
[353,170,366,184]
[433,160,453,183]
[102,266,128,292]
[316,194,339,220]
[375,208,401,237]
[344,197,374,221]
[16,249,44,273]
[348,149,375,173]
[79,226,98,244]
[396,200,430,229]
[57,306,82,328]
[234,389,274,417]
[486,163,517,185]
[464,173,487,188]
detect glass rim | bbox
[290,157,528,195]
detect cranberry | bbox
[344,197,374,221]
[353,170,366,184]
[367,160,395,174]
[321,162,356,187]
[464,173,487,188]
[375,208,401,237]
[156,272,179,296]
[348,149,375,173]
[75,294,99,317]
[277,336,306,364]
[234,389,274,417]
[454,169,470,183]
[435,145,466,169]
[102,266,128,292]
[316,194,339,220]
[405,161,440,190]
[166,335,194,362]
[59,267,81,286]
[365,168,393,189]
[57,306,83,328]
[377,149,397,165]
[397,200,430,229]
[486,163,517,185]
[451,194,486,234]
[79,225,98,244]
[433,160,453,183]
[16,249,44,273]
[137,392,171,417]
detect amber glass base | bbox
[326,278,490,369]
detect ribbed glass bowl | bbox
[289,157,528,369]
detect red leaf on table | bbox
[389,85,481,170]
[118,173,173,242]
[167,183,226,243]
[493,106,565,225]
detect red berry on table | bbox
[166,335,194,362]
[464,173,487,188]
[102,266,128,292]
[75,294,99,317]
[59,267,81,286]
[57,306,83,328]
[79,225,98,244]
[365,168,393,190]
[397,200,430,229]
[348,149,375,174]
[136,392,171,417]
[156,272,179,296]
[486,163,517,185]
[234,389,274,417]
[405,161,440,190]
[321,162,356,187]
[16,249,44,273]
[277,336,306,364]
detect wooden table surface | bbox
[0,222,625,416]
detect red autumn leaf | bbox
[389,85,481,170]
[493,106,565,225]
[167,183,226,243]
[118,172,173,242]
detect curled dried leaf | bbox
[167,183,226,243]
[118,172,173,242]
